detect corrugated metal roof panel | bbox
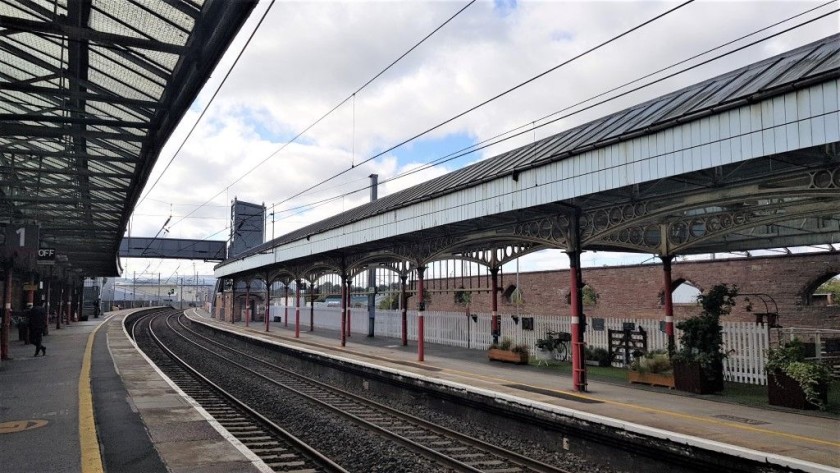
[800,45,840,77]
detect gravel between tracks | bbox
[154,316,624,473]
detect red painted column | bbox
[229,280,235,323]
[1,267,12,360]
[417,266,426,362]
[568,209,586,392]
[309,283,315,332]
[662,256,675,355]
[491,267,500,345]
[400,274,408,346]
[340,275,347,347]
[43,276,51,335]
[244,284,250,327]
[265,277,271,332]
[66,282,73,324]
[56,283,63,330]
[295,279,301,338]
[346,280,351,338]
[568,250,587,392]
[25,275,35,308]
[284,283,289,327]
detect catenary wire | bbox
[141,3,834,259]
[165,1,477,230]
[264,4,837,227]
[269,0,696,210]
[136,0,279,208]
[381,0,838,184]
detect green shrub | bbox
[633,352,672,374]
[585,346,611,365]
[766,340,833,409]
[672,284,737,381]
[511,344,530,356]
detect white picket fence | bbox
[270,305,770,385]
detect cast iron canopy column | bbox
[662,256,676,354]
[295,279,302,338]
[264,273,271,332]
[417,266,426,362]
[567,211,587,392]
[400,274,408,346]
[340,273,348,347]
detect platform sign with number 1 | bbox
[4,224,39,270]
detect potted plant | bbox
[672,284,738,394]
[765,340,831,410]
[454,286,472,316]
[628,350,674,388]
[489,337,530,364]
[585,346,611,367]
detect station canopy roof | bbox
[0,0,256,276]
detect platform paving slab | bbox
[107,311,268,473]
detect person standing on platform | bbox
[28,301,47,357]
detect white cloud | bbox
[126,0,839,278]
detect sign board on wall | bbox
[37,248,56,265]
[4,224,39,270]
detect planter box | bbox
[673,360,723,394]
[768,370,828,410]
[628,370,675,389]
[488,348,528,365]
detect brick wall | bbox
[422,252,840,329]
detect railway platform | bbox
[190,309,840,473]
[0,306,837,473]
[0,309,268,473]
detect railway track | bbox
[129,309,348,473]
[164,311,572,473]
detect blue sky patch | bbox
[237,108,309,145]
[389,132,479,171]
[552,30,575,42]
[494,0,517,17]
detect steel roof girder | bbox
[0,112,149,128]
[0,82,161,110]
[0,15,188,55]
[158,0,201,20]
[0,122,145,141]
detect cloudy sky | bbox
[122,0,839,282]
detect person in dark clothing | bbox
[28,302,47,357]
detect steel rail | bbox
[172,313,572,473]
[130,309,348,473]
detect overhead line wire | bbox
[382,0,837,183]
[269,0,696,209]
[267,3,836,226]
[383,7,840,185]
[167,0,477,230]
[153,3,832,259]
[136,0,279,208]
[194,0,740,238]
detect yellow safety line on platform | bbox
[79,320,106,473]
[437,366,840,449]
